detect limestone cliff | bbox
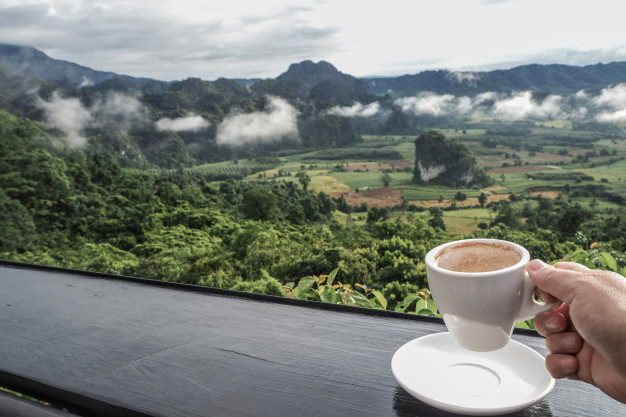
[413,130,478,186]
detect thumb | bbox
[527,259,581,305]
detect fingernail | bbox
[546,316,561,330]
[528,259,547,272]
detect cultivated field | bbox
[190,121,626,232]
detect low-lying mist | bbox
[216,96,299,147]
[34,83,626,152]
[394,83,626,122]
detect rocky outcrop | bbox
[413,130,477,186]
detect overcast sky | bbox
[1,0,626,82]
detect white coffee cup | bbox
[425,238,559,352]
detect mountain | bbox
[0,43,166,91]
[0,48,367,166]
[367,62,626,96]
[0,60,41,99]
[4,42,626,100]
[413,130,478,187]
[253,60,379,106]
[278,60,354,87]
[3,43,626,168]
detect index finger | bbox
[534,304,570,337]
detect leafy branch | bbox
[285,268,441,316]
[284,267,388,309]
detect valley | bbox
[176,123,626,233]
[1,44,625,313]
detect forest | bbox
[2,105,626,317]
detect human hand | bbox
[527,259,626,404]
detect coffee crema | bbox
[435,241,522,273]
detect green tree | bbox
[367,207,391,223]
[296,171,311,190]
[555,203,591,236]
[478,192,487,207]
[0,189,36,252]
[380,172,392,187]
[428,207,446,231]
[241,188,279,221]
[491,202,521,229]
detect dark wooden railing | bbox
[1,260,624,416]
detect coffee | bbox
[435,241,522,273]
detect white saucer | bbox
[391,333,554,416]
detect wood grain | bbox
[0,262,624,416]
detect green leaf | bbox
[350,292,374,308]
[395,293,419,313]
[299,289,319,301]
[426,299,438,315]
[416,308,436,316]
[371,290,387,310]
[327,267,339,286]
[318,288,332,303]
[328,287,338,304]
[598,252,618,272]
[414,298,426,314]
[294,276,316,294]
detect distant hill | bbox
[4,42,626,99]
[278,60,354,88]
[0,61,40,99]
[252,60,379,106]
[0,43,166,91]
[3,43,626,167]
[366,62,626,96]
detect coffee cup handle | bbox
[517,270,561,321]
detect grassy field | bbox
[185,122,626,233]
[443,208,493,234]
[574,159,626,184]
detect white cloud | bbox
[596,108,626,122]
[394,90,572,120]
[2,1,626,80]
[325,101,382,117]
[492,92,564,119]
[216,96,298,146]
[0,1,341,80]
[447,70,480,85]
[91,92,144,122]
[35,91,146,147]
[395,92,496,117]
[155,114,211,132]
[393,86,626,123]
[593,84,626,122]
[593,83,626,108]
[455,96,474,114]
[36,91,91,147]
[79,77,93,87]
[396,93,459,117]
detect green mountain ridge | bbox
[0,43,166,89]
[2,43,626,169]
[4,43,626,97]
[367,62,626,96]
